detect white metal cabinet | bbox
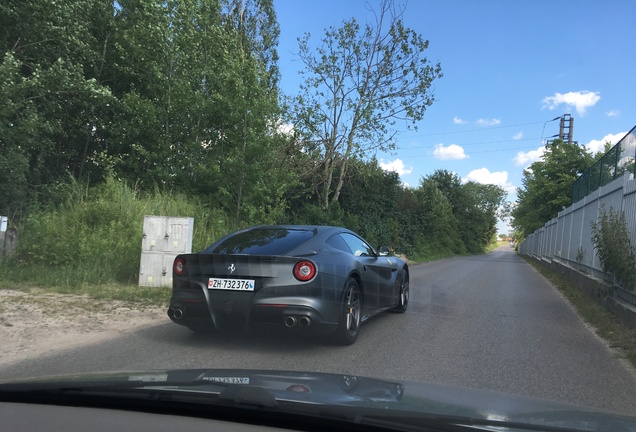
[139,216,194,287]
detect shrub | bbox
[6,178,232,287]
[591,206,636,290]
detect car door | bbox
[339,233,397,311]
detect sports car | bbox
[167,225,409,344]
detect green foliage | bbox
[289,0,442,209]
[421,170,505,254]
[337,159,401,248]
[512,140,595,237]
[591,207,636,290]
[6,179,231,287]
[1,0,286,224]
[576,246,585,264]
[413,181,463,255]
[0,0,116,212]
[105,0,284,224]
[1,0,507,290]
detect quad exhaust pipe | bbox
[284,316,312,328]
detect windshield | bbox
[1,0,636,429]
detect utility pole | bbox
[558,114,574,144]
[546,114,575,146]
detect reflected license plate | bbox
[208,278,255,291]
[202,377,250,384]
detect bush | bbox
[591,206,636,290]
[5,178,232,287]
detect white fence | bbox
[518,172,636,294]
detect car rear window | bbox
[207,228,316,255]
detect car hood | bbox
[1,369,635,431]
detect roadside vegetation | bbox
[591,207,636,289]
[511,139,601,238]
[0,175,503,292]
[0,0,506,293]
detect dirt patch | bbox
[0,289,166,366]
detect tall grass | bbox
[0,177,494,292]
[1,178,232,288]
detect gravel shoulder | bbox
[0,289,166,367]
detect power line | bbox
[398,144,543,159]
[469,145,544,155]
[398,120,552,139]
[398,137,541,151]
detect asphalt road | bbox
[3,246,636,415]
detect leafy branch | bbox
[591,206,636,290]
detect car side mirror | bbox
[378,246,390,257]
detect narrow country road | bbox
[2,246,636,415]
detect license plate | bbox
[208,278,255,291]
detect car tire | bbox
[332,278,362,346]
[390,269,409,313]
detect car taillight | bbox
[293,260,316,282]
[174,257,186,276]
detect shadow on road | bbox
[140,312,397,354]
[141,321,333,352]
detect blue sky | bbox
[273,0,635,233]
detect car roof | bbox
[250,224,340,231]
[248,225,353,239]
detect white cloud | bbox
[513,131,523,140]
[453,116,467,124]
[277,122,295,135]
[513,146,546,167]
[433,144,468,160]
[476,118,501,126]
[542,91,600,116]
[379,158,413,176]
[606,110,620,117]
[584,132,627,154]
[464,168,515,193]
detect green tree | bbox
[0,53,30,216]
[216,0,286,223]
[414,181,463,254]
[463,181,507,249]
[105,0,285,224]
[106,0,223,189]
[512,139,595,237]
[221,0,280,91]
[421,170,505,253]
[289,0,442,209]
[338,158,401,247]
[0,0,115,216]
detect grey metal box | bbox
[139,216,194,287]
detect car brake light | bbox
[293,260,316,282]
[174,257,186,276]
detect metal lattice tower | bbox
[559,114,574,144]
